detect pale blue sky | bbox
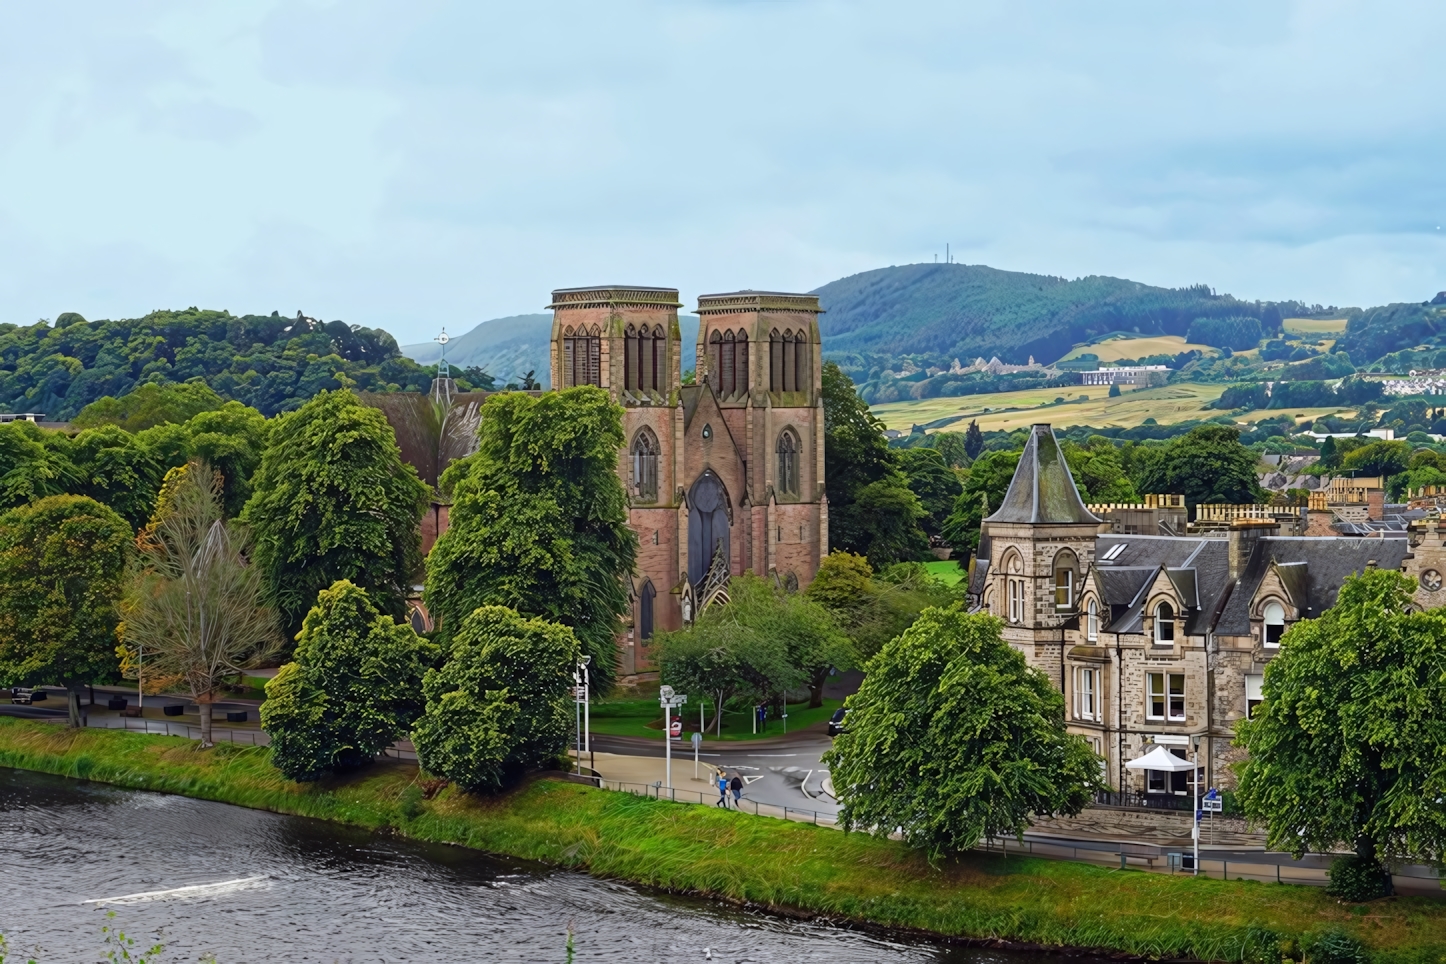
[1,1,1442,344]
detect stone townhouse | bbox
[969,424,1446,796]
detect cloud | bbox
[0,0,1442,344]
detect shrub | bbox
[413,606,580,793]
[1303,929,1368,964]
[1327,854,1392,902]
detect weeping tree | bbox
[120,461,281,747]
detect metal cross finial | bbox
[434,329,451,379]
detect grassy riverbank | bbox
[2,718,1443,962]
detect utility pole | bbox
[658,685,687,792]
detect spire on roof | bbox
[985,424,1101,525]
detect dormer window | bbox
[1086,598,1098,641]
[1054,549,1077,610]
[1263,601,1285,648]
[1154,601,1175,645]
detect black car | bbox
[9,687,45,704]
[827,707,848,736]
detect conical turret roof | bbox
[984,424,1100,525]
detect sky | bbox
[0,0,1443,346]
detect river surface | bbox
[0,768,1078,964]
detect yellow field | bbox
[1059,334,1218,364]
[1282,317,1349,335]
[872,383,1355,435]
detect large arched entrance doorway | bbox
[688,471,730,588]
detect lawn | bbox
[924,560,965,586]
[1059,333,1220,364]
[1,717,1443,961]
[588,694,843,740]
[872,382,1229,434]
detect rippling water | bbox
[0,768,1073,963]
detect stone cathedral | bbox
[548,286,828,675]
[368,284,829,678]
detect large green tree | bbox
[243,389,430,637]
[262,580,435,781]
[940,450,1020,553]
[72,381,227,432]
[898,447,963,538]
[65,424,165,530]
[424,387,635,692]
[1063,436,1138,504]
[1129,425,1260,509]
[822,362,929,566]
[1340,440,1411,480]
[824,607,1101,856]
[806,551,955,661]
[1236,570,1446,898]
[0,495,132,726]
[412,606,580,792]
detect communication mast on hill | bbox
[434,329,451,379]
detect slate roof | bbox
[985,424,1100,525]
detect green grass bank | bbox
[1,718,1443,962]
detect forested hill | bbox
[814,263,1299,372]
[0,309,438,420]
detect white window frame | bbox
[1153,602,1175,646]
[1147,671,1186,722]
[1007,577,1023,623]
[1263,601,1285,648]
[1075,667,1097,721]
[1086,597,1098,641]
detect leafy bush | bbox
[413,606,580,793]
[1327,854,1392,902]
[262,580,434,782]
[1303,929,1368,964]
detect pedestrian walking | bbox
[716,770,729,808]
[729,773,742,807]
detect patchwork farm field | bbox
[1058,333,1218,363]
[872,383,1354,435]
[1282,316,1349,335]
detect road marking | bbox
[83,876,268,904]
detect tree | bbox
[423,387,635,692]
[824,607,1100,856]
[181,402,272,517]
[963,419,984,461]
[1341,440,1411,480]
[1129,425,1260,509]
[652,575,847,727]
[0,421,77,509]
[940,450,1020,553]
[897,448,963,538]
[822,362,929,563]
[66,424,165,530]
[121,462,281,747]
[1319,435,1339,470]
[1063,437,1138,504]
[0,495,131,726]
[1108,382,1121,398]
[73,381,227,432]
[806,551,955,661]
[243,389,431,637]
[262,580,435,781]
[932,431,968,469]
[412,606,579,792]
[1236,570,1446,898]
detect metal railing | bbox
[601,779,840,826]
[86,715,269,746]
[1092,790,1232,813]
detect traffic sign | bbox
[1201,797,1222,813]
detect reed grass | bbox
[1,717,1442,962]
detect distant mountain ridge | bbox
[811,263,1303,375]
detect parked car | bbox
[827,707,848,736]
[9,687,45,704]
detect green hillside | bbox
[813,263,1294,375]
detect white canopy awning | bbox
[1124,744,1195,772]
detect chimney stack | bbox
[1228,518,1278,582]
[1366,488,1385,522]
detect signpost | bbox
[658,685,687,791]
[572,655,592,775]
[691,730,703,779]
[1202,787,1221,846]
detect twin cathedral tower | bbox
[548,286,828,674]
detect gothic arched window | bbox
[736,331,749,396]
[782,329,796,392]
[648,325,664,392]
[624,323,639,391]
[776,429,800,497]
[639,579,656,641]
[1154,601,1175,645]
[708,330,723,389]
[721,330,736,396]
[631,429,659,502]
[563,325,601,387]
[769,329,783,391]
[793,330,807,393]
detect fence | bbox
[86,715,269,746]
[600,779,840,826]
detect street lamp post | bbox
[1192,734,1202,876]
[658,685,687,793]
[573,656,592,776]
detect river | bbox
[0,768,1081,963]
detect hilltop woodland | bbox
[0,307,493,422]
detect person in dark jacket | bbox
[729,774,743,807]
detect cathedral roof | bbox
[984,424,1101,525]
